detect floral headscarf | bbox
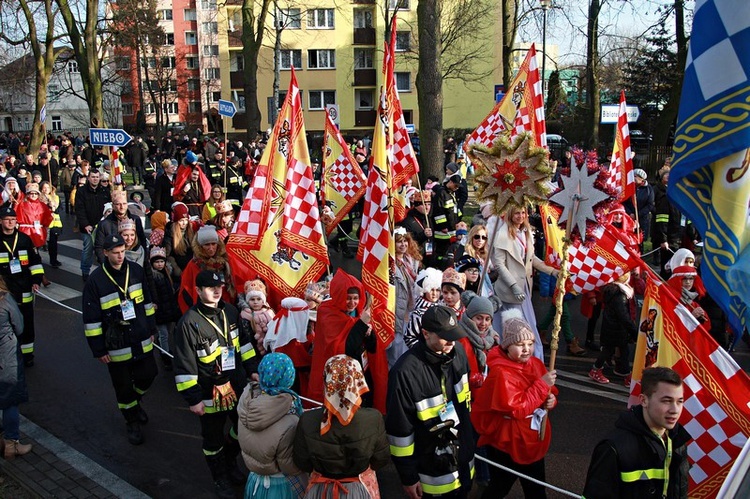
[258,353,302,416]
[320,355,369,435]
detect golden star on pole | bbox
[469,133,553,215]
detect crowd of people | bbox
[0,128,741,499]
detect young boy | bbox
[583,367,691,499]
[147,247,180,370]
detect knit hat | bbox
[415,267,443,296]
[171,202,189,222]
[462,291,495,318]
[445,162,459,174]
[185,150,198,164]
[118,218,136,233]
[31,170,42,178]
[244,278,267,301]
[196,225,219,245]
[634,168,647,180]
[409,190,432,204]
[25,182,40,194]
[149,246,167,262]
[216,200,234,214]
[441,267,466,292]
[455,255,481,273]
[500,316,536,349]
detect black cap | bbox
[196,270,224,288]
[421,306,466,341]
[103,234,126,251]
[446,173,462,185]
[0,206,16,219]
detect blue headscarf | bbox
[258,353,303,416]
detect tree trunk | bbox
[585,0,601,148]
[242,0,272,142]
[653,0,687,147]
[501,0,518,88]
[416,0,443,180]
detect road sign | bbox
[89,128,132,147]
[600,104,640,124]
[405,124,416,134]
[40,104,46,123]
[326,104,340,125]
[218,99,237,118]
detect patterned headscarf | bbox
[320,355,369,435]
[258,353,303,416]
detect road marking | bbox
[36,281,81,303]
[45,253,98,275]
[557,369,630,393]
[20,415,150,498]
[59,239,83,250]
[556,379,629,404]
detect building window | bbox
[159,9,173,20]
[353,9,373,28]
[388,0,410,10]
[184,8,196,21]
[200,0,216,10]
[68,61,79,73]
[116,56,131,70]
[307,9,334,29]
[396,32,410,52]
[395,72,411,92]
[165,33,174,45]
[185,32,197,45]
[203,45,219,56]
[230,53,244,72]
[280,50,302,70]
[143,57,157,69]
[187,79,200,91]
[276,8,301,29]
[211,91,221,102]
[161,57,176,68]
[202,22,218,34]
[354,48,374,69]
[309,90,335,110]
[185,56,199,70]
[122,103,134,116]
[188,101,201,113]
[149,102,179,115]
[121,80,133,94]
[47,84,60,103]
[51,115,62,131]
[228,11,241,32]
[204,67,221,79]
[167,79,178,92]
[308,49,335,69]
[355,89,374,110]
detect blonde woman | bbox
[202,184,226,222]
[491,205,558,360]
[162,202,194,276]
[40,181,63,267]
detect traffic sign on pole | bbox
[600,104,640,124]
[326,104,339,125]
[89,128,133,147]
[218,99,237,118]
[40,104,47,123]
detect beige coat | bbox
[491,221,555,304]
[237,384,304,477]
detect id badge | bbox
[221,346,236,371]
[9,259,21,274]
[121,299,136,320]
[440,401,460,426]
[425,241,434,256]
[170,187,174,196]
[34,220,41,230]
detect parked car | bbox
[629,129,652,149]
[547,134,569,159]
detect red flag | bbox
[630,278,750,497]
[322,113,366,235]
[606,91,635,201]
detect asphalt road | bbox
[22,209,750,498]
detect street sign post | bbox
[326,104,340,125]
[40,104,46,124]
[218,99,237,118]
[89,128,132,147]
[600,104,640,124]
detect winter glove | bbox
[213,381,238,411]
[510,283,526,302]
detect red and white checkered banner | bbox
[607,91,635,201]
[630,278,750,498]
[322,112,366,235]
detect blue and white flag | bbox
[669,0,750,335]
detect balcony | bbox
[353,69,376,86]
[230,71,244,89]
[355,110,376,127]
[228,30,242,48]
[353,27,375,45]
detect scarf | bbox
[320,355,369,435]
[258,353,303,416]
[680,287,699,306]
[614,281,634,300]
[459,314,498,373]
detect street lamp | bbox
[540,0,552,99]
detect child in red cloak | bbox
[667,265,710,329]
[308,269,376,408]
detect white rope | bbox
[35,290,83,315]
[474,454,582,498]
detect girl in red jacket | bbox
[471,314,558,498]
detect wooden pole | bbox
[477,213,500,297]
[223,117,228,192]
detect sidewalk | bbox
[1,416,148,499]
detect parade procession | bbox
[0,0,749,498]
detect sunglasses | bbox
[473,234,487,240]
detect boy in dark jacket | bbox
[147,247,180,370]
[583,367,691,499]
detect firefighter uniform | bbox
[82,234,158,445]
[431,180,461,270]
[223,161,246,202]
[173,270,259,497]
[0,207,44,365]
[203,159,224,187]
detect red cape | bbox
[16,199,53,248]
[173,165,211,204]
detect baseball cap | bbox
[196,270,224,287]
[103,234,126,251]
[0,206,16,219]
[421,306,466,341]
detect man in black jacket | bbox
[94,190,147,264]
[126,137,149,186]
[583,367,691,499]
[153,160,177,213]
[74,169,109,281]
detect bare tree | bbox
[416,0,443,177]
[241,0,274,142]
